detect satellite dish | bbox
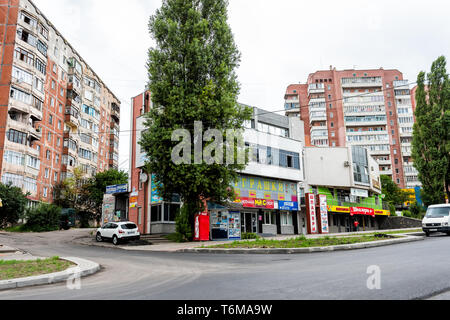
[140,172,148,183]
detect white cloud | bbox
[33,0,450,172]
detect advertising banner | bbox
[151,174,163,204]
[350,207,375,217]
[318,195,329,234]
[278,201,299,211]
[238,198,275,209]
[228,212,241,240]
[306,193,318,234]
[232,175,298,203]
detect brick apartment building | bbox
[284,66,420,189]
[0,0,121,205]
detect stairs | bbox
[140,234,172,244]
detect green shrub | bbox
[174,205,193,242]
[241,232,259,240]
[402,210,412,218]
[0,183,29,229]
[25,204,62,232]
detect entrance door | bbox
[251,212,258,233]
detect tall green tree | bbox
[140,0,252,240]
[380,175,409,208]
[412,56,450,206]
[0,183,29,229]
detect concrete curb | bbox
[177,235,425,255]
[0,257,100,291]
[0,245,18,254]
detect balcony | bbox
[310,113,327,124]
[341,77,383,88]
[111,103,120,123]
[393,80,410,90]
[65,107,80,128]
[308,83,325,95]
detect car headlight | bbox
[443,222,449,226]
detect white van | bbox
[422,204,450,237]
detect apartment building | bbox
[284,66,420,189]
[0,0,121,204]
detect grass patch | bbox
[207,235,398,249]
[0,256,74,281]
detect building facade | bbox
[284,67,420,189]
[303,146,390,234]
[0,0,120,204]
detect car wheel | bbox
[96,232,103,242]
[112,235,120,246]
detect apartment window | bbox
[14,47,34,65]
[34,77,44,92]
[17,28,37,46]
[51,80,56,90]
[36,40,48,56]
[45,168,50,179]
[52,64,57,74]
[47,132,52,142]
[55,155,59,165]
[59,104,63,113]
[10,87,32,104]
[35,58,46,75]
[12,66,33,85]
[57,137,61,147]
[54,172,58,182]
[3,151,25,166]
[20,12,37,28]
[7,129,27,145]
[330,122,334,128]
[46,150,51,160]
[49,115,53,125]
[58,120,62,130]
[37,24,49,39]
[43,187,48,198]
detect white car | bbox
[422,204,450,237]
[96,222,141,245]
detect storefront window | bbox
[281,212,293,225]
[151,203,180,223]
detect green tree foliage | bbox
[0,183,29,229]
[53,168,128,226]
[381,175,409,207]
[141,0,252,240]
[412,56,450,206]
[24,203,62,232]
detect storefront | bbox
[327,205,390,233]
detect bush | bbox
[166,233,188,243]
[402,210,412,218]
[175,205,193,242]
[25,204,62,232]
[0,183,29,229]
[241,232,259,240]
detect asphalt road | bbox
[0,229,449,300]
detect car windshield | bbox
[426,207,450,218]
[121,223,137,230]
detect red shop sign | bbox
[350,207,375,217]
[240,198,275,209]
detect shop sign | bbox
[238,198,275,209]
[278,201,299,211]
[232,175,297,203]
[350,207,375,217]
[351,188,369,198]
[328,206,351,213]
[106,184,128,194]
[306,193,318,234]
[319,195,329,234]
[374,210,390,216]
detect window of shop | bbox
[151,203,180,223]
[263,211,277,225]
[281,212,293,225]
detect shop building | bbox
[208,106,305,239]
[302,146,390,234]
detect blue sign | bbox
[278,201,299,211]
[106,184,128,195]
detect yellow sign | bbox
[374,210,390,216]
[328,206,351,213]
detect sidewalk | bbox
[119,228,423,253]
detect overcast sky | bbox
[34,0,450,172]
